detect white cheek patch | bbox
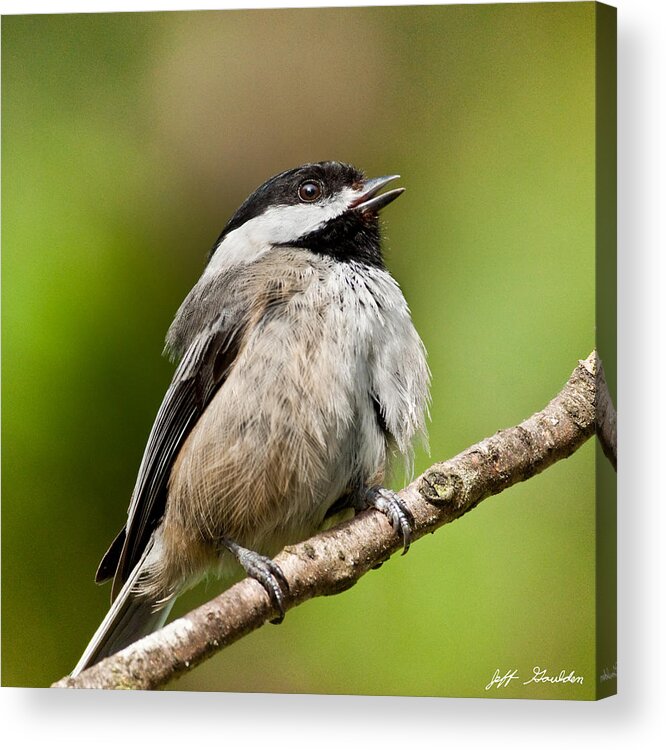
[206,187,358,275]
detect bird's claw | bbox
[364,486,414,555]
[223,541,289,623]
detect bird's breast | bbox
[165,255,397,556]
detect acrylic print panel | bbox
[1,2,616,698]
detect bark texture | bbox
[595,356,617,469]
[53,351,607,690]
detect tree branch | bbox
[595,356,617,470]
[53,351,605,690]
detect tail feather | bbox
[72,547,174,677]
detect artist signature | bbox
[485,667,584,690]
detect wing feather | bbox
[108,326,241,600]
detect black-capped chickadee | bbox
[73,161,430,676]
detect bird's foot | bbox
[221,539,289,623]
[362,487,415,555]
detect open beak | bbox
[349,175,404,213]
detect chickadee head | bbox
[208,161,404,270]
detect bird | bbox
[72,161,430,676]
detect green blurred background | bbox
[3,3,600,697]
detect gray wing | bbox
[97,323,242,601]
[368,288,430,463]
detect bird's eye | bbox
[298,181,322,202]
